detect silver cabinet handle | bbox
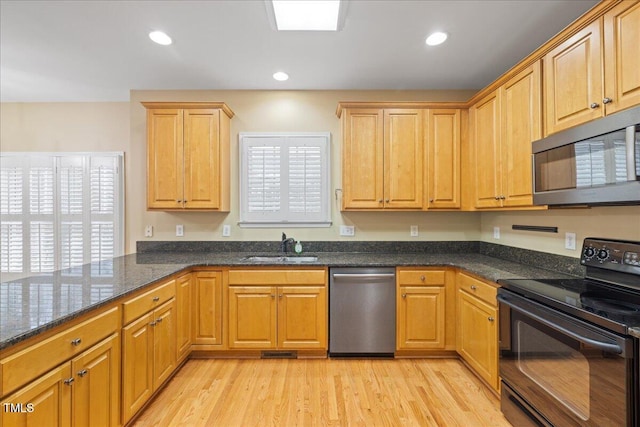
[470,285,477,290]
[378,199,383,203]
[71,338,82,346]
[279,294,283,298]
[152,296,160,302]
[270,294,275,298]
[64,378,75,385]
[402,293,407,298]
[420,275,425,281]
[333,273,396,279]
[77,369,88,377]
[488,317,495,322]
[603,97,612,104]
[590,102,600,109]
[429,199,434,203]
[385,199,390,203]
[156,317,163,323]
[150,320,157,326]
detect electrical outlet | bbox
[176,224,184,237]
[493,226,500,239]
[144,225,153,237]
[410,225,419,237]
[222,224,231,237]
[340,225,355,236]
[565,232,577,250]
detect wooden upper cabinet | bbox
[340,106,423,210]
[470,62,541,209]
[544,19,603,135]
[500,62,542,207]
[470,91,502,208]
[143,102,233,211]
[544,1,640,135]
[426,109,461,209]
[384,109,424,209]
[603,0,640,115]
[342,109,385,209]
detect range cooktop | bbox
[498,238,640,335]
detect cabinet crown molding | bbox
[141,102,235,119]
[336,101,468,117]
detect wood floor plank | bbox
[132,358,512,427]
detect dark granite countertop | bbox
[0,248,579,351]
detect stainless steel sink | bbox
[242,255,318,263]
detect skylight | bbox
[271,0,341,31]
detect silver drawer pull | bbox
[488,317,495,322]
[470,285,477,290]
[64,377,75,385]
[150,320,157,326]
[402,293,407,299]
[152,296,160,302]
[77,369,88,377]
[156,317,163,323]
[71,338,82,346]
[420,275,425,281]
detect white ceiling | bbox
[0,0,599,102]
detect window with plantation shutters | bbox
[239,133,331,227]
[0,153,124,281]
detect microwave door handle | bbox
[497,295,623,354]
[626,125,636,181]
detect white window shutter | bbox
[1,222,23,273]
[240,133,330,227]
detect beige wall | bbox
[3,95,639,258]
[480,207,640,258]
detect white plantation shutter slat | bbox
[29,167,54,215]
[1,222,23,272]
[30,221,55,273]
[240,133,330,226]
[1,160,23,215]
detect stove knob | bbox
[583,247,596,259]
[597,249,610,261]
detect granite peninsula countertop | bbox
[0,250,579,351]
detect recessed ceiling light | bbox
[272,0,341,31]
[426,31,448,46]
[149,31,172,46]
[273,71,289,81]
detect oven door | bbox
[498,289,635,427]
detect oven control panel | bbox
[581,238,640,273]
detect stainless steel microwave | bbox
[533,105,640,206]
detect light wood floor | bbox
[132,358,512,427]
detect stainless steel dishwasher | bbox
[329,267,396,356]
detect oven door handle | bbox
[497,295,623,354]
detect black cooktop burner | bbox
[498,277,640,334]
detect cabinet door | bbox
[384,109,424,209]
[342,109,384,209]
[228,286,277,349]
[1,364,72,427]
[122,312,154,423]
[147,108,184,209]
[471,91,502,208]
[176,273,193,361]
[183,109,221,209]
[457,290,498,390]
[603,1,640,115]
[71,334,120,427]
[153,300,177,390]
[397,286,445,350]
[544,20,603,135]
[501,62,542,207]
[194,271,223,346]
[277,286,327,349]
[426,109,460,209]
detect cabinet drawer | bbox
[457,273,497,306]
[397,269,445,286]
[123,279,176,325]
[228,269,326,286]
[0,306,119,397]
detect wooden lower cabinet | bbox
[227,268,328,351]
[1,333,120,427]
[122,299,176,424]
[456,272,499,392]
[176,273,193,361]
[396,268,455,353]
[193,271,223,347]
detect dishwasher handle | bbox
[332,273,395,279]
